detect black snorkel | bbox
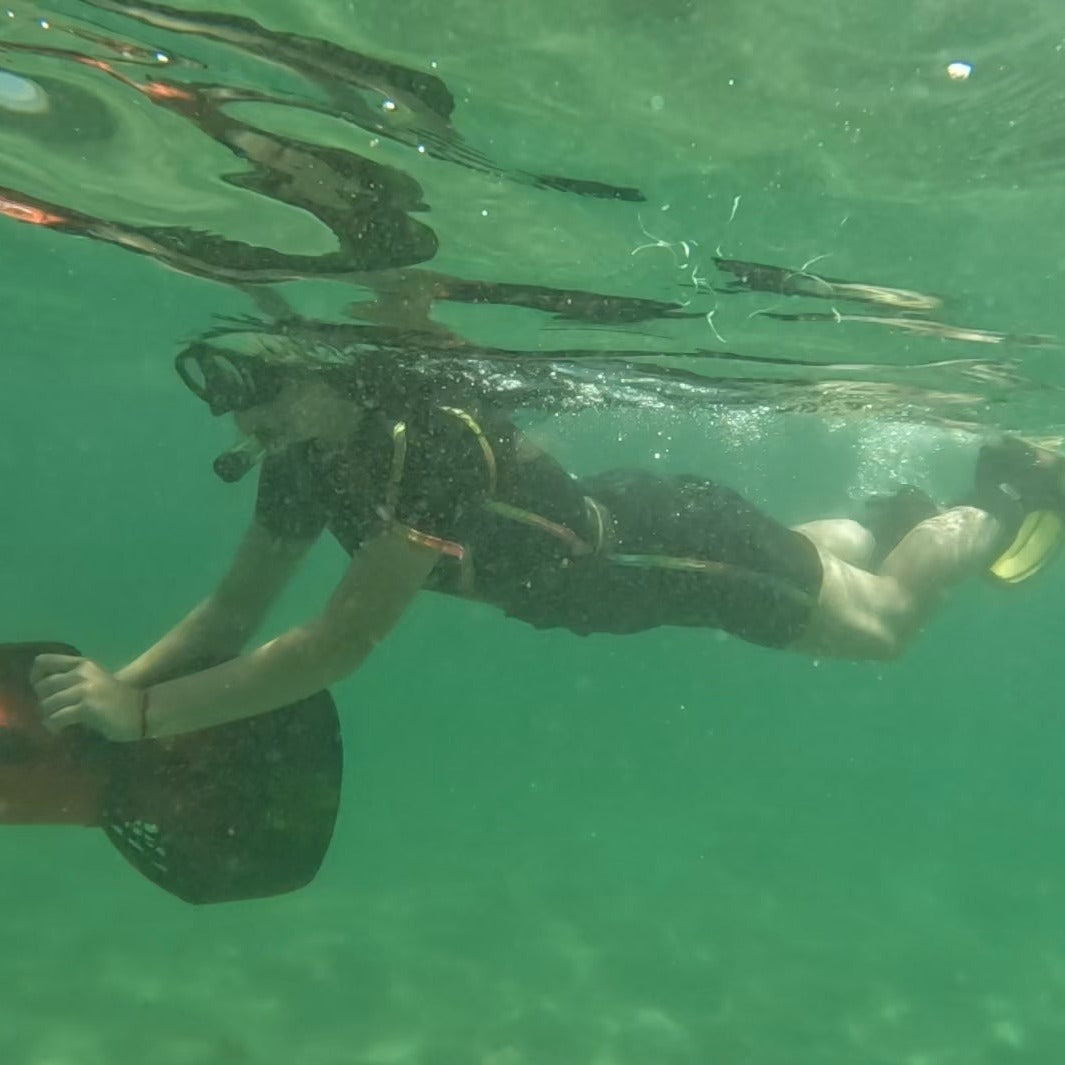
[212,437,266,483]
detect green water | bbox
[4,1,1065,1062]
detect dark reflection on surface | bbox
[0,0,1060,435]
[85,0,645,202]
[0,1,665,317]
[0,0,642,280]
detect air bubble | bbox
[0,69,48,113]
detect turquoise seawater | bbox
[3,1,1065,1062]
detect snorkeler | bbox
[27,328,1065,743]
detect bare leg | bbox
[878,506,1002,593]
[792,506,1002,660]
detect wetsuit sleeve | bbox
[253,443,328,542]
[391,410,495,540]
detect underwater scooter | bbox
[0,642,343,904]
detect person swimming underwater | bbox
[28,331,1065,742]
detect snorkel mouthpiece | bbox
[213,437,265,483]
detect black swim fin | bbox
[0,642,343,904]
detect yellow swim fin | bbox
[988,509,1065,584]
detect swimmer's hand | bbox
[30,654,144,742]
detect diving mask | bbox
[175,343,289,416]
[175,343,286,481]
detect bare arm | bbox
[116,521,316,689]
[141,528,440,738]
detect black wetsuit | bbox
[254,407,823,649]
